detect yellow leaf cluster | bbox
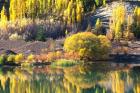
[15,53,24,63]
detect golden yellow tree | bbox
[115,21,122,40]
[95,18,102,35]
[0,6,8,30]
[1,6,7,21]
[110,5,126,40]
[2,0,84,25]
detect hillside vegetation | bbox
[0,0,107,40]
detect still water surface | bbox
[0,63,140,93]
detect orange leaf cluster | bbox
[35,51,80,62]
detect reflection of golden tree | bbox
[111,71,132,93]
[1,65,140,93]
[111,71,124,93]
[134,84,140,93]
[130,68,140,93]
[0,67,71,93]
[64,65,108,89]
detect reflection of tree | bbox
[0,78,10,93]
[111,71,126,93]
[63,63,135,93]
[0,67,67,93]
[0,67,33,93]
[83,85,106,93]
[33,66,64,76]
[130,67,140,83]
[64,64,109,89]
[129,67,140,93]
[0,64,139,93]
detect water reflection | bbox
[0,63,139,93]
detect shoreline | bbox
[0,40,140,64]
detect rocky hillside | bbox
[0,40,63,55]
[88,1,138,31]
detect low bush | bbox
[0,55,6,64]
[27,54,35,62]
[35,51,63,62]
[9,33,22,40]
[35,25,46,41]
[35,50,81,62]
[15,53,24,63]
[64,52,80,60]
[0,53,38,65]
[132,24,140,39]
[7,55,15,62]
[64,32,111,60]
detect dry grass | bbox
[0,18,66,40]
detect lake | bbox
[0,62,139,93]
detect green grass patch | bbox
[21,62,32,67]
[52,59,79,67]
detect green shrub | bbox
[0,55,6,64]
[64,32,111,60]
[35,25,46,41]
[132,22,140,38]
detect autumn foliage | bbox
[108,4,136,41]
[64,32,111,60]
[0,0,84,25]
[35,51,80,62]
